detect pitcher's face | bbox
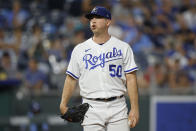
[90,16,111,34]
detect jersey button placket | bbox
[101,48,105,72]
[98,46,107,97]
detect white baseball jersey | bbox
[66,36,138,98]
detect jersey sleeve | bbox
[66,47,80,79]
[123,46,138,73]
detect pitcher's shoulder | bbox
[73,38,92,51]
[111,36,130,47]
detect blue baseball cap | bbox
[85,6,111,20]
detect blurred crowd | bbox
[0,0,196,96]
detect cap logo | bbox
[91,7,98,13]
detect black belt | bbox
[86,95,124,102]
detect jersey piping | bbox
[124,67,138,73]
[66,71,79,79]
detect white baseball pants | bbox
[82,97,130,131]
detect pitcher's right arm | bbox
[60,75,77,115]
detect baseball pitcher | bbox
[60,6,139,131]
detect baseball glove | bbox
[61,103,90,123]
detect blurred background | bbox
[0,0,196,131]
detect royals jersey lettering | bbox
[66,36,138,98]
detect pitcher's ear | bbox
[106,19,112,26]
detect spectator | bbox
[0,51,21,79]
[0,0,30,29]
[24,58,48,95]
[176,70,193,88]
[112,0,132,23]
[65,29,85,61]
[108,19,123,39]
[0,27,22,71]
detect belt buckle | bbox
[104,98,108,102]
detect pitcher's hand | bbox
[128,109,139,128]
